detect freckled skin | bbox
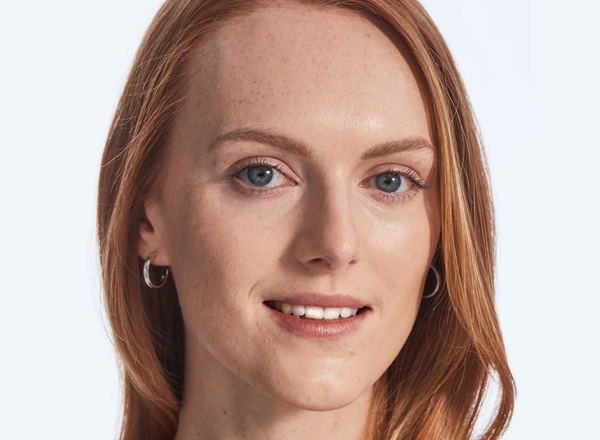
[138,3,439,440]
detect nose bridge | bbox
[294,178,363,272]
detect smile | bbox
[265,300,361,320]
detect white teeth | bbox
[292,304,305,317]
[323,307,341,320]
[340,307,353,318]
[276,303,360,320]
[305,306,324,319]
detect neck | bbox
[174,337,373,440]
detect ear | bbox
[137,200,171,266]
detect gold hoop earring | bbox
[143,251,169,289]
[422,265,441,299]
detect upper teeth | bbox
[273,301,358,320]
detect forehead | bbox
[182,3,431,149]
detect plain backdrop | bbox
[1,0,598,438]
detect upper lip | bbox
[265,293,369,309]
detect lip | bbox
[267,293,369,309]
[263,293,370,340]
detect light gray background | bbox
[1,0,598,438]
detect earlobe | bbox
[137,201,170,266]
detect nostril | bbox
[306,257,334,270]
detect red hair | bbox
[97,1,516,438]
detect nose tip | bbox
[292,192,363,274]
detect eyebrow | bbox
[208,129,314,158]
[208,129,433,160]
[360,137,434,160]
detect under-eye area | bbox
[264,300,366,320]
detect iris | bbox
[247,166,274,186]
[375,173,402,192]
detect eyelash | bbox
[367,166,429,203]
[226,158,291,197]
[227,158,428,201]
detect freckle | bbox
[293,429,296,432]
[335,422,338,427]
[223,410,227,415]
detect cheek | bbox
[171,185,281,276]
[366,201,435,288]
[361,201,436,346]
[162,187,321,397]
[163,187,292,335]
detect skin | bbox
[138,3,440,439]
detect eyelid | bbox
[227,157,298,185]
[226,159,427,201]
[361,164,428,191]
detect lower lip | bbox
[265,305,368,339]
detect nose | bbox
[291,184,363,273]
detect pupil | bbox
[247,166,274,186]
[375,173,401,193]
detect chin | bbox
[248,359,375,412]
[264,382,370,412]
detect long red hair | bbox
[97,0,516,438]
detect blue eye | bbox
[375,172,403,193]
[232,159,291,192]
[246,166,274,186]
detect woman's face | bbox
[139,4,439,411]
